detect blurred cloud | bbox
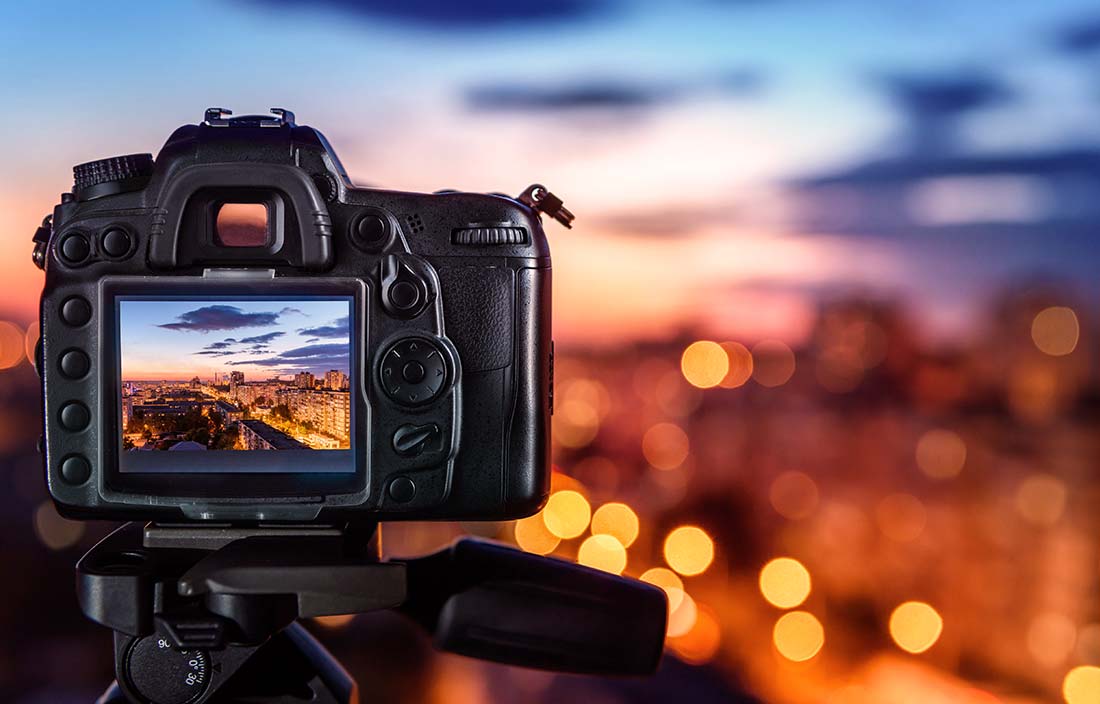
[1057,15,1100,54]
[157,305,283,332]
[592,204,744,238]
[252,0,612,27]
[879,72,1012,118]
[466,70,766,114]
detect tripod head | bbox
[78,522,668,704]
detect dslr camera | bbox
[35,107,566,523]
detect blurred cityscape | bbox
[2,1,1100,703]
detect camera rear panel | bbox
[39,109,552,523]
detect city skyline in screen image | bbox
[119,298,353,452]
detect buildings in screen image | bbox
[119,299,352,451]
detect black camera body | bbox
[37,108,555,523]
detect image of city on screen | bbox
[118,297,353,455]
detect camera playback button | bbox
[59,401,91,431]
[60,297,92,327]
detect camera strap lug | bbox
[31,214,52,270]
[518,184,574,229]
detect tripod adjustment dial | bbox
[126,635,210,704]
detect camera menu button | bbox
[59,401,91,431]
[59,232,91,265]
[59,349,91,379]
[60,454,91,485]
[60,297,92,326]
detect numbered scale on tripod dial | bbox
[126,635,210,704]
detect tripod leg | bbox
[207,623,359,704]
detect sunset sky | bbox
[4,0,1099,346]
[119,298,351,381]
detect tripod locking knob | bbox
[126,635,210,704]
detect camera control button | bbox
[59,233,91,264]
[101,228,132,258]
[380,255,430,319]
[59,401,91,431]
[60,297,92,326]
[388,477,417,503]
[380,338,448,405]
[59,349,91,379]
[60,454,91,485]
[392,423,441,457]
[352,212,391,251]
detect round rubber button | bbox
[388,477,416,503]
[59,233,90,264]
[101,228,132,258]
[401,360,426,384]
[60,297,92,326]
[389,281,420,310]
[354,214,389,250]
[59,349,90,379]
[59,401,91,431]
[60,454,91,485]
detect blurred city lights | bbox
[639,567,685,611]
[889,602,943,654]
[577,534,627,574]
[769,471,820,520]
[0,320,25,370]
[1026,612,1077,668]
[23,320,39,367]
[1076,623,1100,663]
[590,502,639,548]
[1031,307,1079,357]
[719,341,754,388]
[773,611,825,662]
[666,590,698,638]
[874,493,927,543]
[553,397,601,448]
[751,340,796,387]
[32,501,84,550]
[1063,666,1100,704]
[759,557,813,609]
[514,514,560,555]
[1014,473,1067,526]
[641,422,690,471]
[663,525,715,576]
[915,429,967,479]
[542,490,591,539]
[314,614,356,629]
[669,602,721,665]
[681,340,729,389]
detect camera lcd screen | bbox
[116,295,355,474]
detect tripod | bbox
[78,522,668,704]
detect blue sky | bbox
[5,0,1100,344]
[119,298,351,380]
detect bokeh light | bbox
[664,525,715,576]
[0,320,25,370]
[23,320,39,367]
[514,514,560,555]
[681,340,729,389]
[669,602,721,664]
[666,590,698,638]
[752,340,796,387]
[642,422,690,471]
[542,490,591,539]
[639,567,685,611]
[874,493,927,543]
[915,429,966,479]
[1026,612,1076,668]
[759,557,812,609]
[33,501,85,551]
[1031,306,1079,357]
[1014,473,1067,526]
[889,601,943,654]
[577,534,627,574]
[719,341,754,388]
[769,471,820,520]
[314,614,356,629]
[1063,666,1100,704]
[590,502,640,548]
[773,611,825,662]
